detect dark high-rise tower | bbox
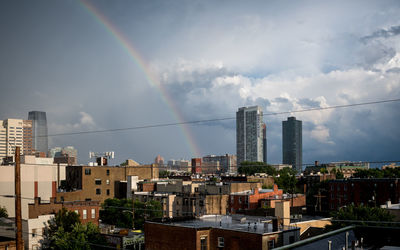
[282,117,302,172]
[262,123,267,163]
[28,111,48,154]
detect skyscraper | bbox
[282,117,302,173]
[236,106,264,165]
[28,111,48,154]
[262,123,267,163]
[0,119,33,162]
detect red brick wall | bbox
[145,223,198,250]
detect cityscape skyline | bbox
[0,1,399,165]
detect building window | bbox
[106,169,110,176]
[95,179,102,185]
[344,185,347,191]
[75,210,79,215]
[200,236,208,250]
[96,189,101,195]
[107,189,110,195]
[268,240,275,249]
[195,187,199,192]
[32,229,37,237]
[83,209,87,219]
[239,197,242,204]
[230,196,234,203]
[91,209,96,219]
[85,169,91,175]
[106,179,110,185]
[218,237,224,247]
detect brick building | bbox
[28,197,100,225]
[145,215,300,250]
[328,178,400,210]
[192,158,202,174]
[57,164,158,203]
[229,185,283,214]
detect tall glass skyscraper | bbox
[28,111,48,154]
[282,117,302,173]
[236,106,264,165]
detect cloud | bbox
[49,111,96,134]
[361,25,400,42]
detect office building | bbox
[0,119,33,162]
[202,154,237,174]
[282,117,302,173]
[236,106,264,165]
[28,111,48,154]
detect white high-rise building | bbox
[236,106,264,165]
[0,119,33,162]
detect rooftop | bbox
[148,215,298,235]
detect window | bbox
[195,187,199,192]
[91,209,96,219]
[107,189,110,195]
[200,236,208,250]
[230,196,234,203]
[32,228,37,237]
[106,169,110,176]
[75,210,79,215]
[268,240,275,249]
[95,179,102,185]
[239,197,242,204]
[85,169,91,175]
[106,179,110,185]
[217,237,224,247]
[83,209,87,219]
[344,185,347,191]
[96,188,101,195]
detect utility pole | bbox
[15,146,23,250]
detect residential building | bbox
[236,106,264,165]
[57,164,158,203]
[327,178,400,211]
[28,111,48,155]
[0,119,33,163]
[49,146,78,165]
[191,158,202,174]
[145,215,300,250]
[203,154,237,174]
[229,184,283,214]
[282,117,302,173]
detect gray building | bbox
[236,106,264,165]
[282,117,302,173]
[28,111,48,154]
[262,123,267,163]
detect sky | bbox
[0,0,399,166]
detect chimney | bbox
[275,200,290,226]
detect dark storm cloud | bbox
[361,25,400,42]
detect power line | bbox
[41,98,400,138]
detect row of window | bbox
[95,179,110,185]
[84,168,111,175]
[75,208,96,219]
[96,188,110,195]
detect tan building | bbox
[0,155,66,219]
[57,164,158,203]
[0,119,33,163]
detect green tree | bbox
[327,204,395,230]
[42,208,107,249]
[274,167,297,193]
[100,198,134,228]
[159,170,170,178]
[0,206,8,218]
[100,198,163,230]
[238,161,277,176]
[335,170,344,179]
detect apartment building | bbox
[0,119,33,163]
[57,164,158,203]
[145,215,300,250]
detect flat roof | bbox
[148,215,299,235]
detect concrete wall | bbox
[0,163,66,219]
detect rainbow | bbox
[80,0,201,158]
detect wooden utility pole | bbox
[314,189,326,212]
[15,146,23,249]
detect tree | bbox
[42,208,107,249]
[159,170,170,178]
[0,206,8,218]
[238,161,277,176]
[335,170,344,179]
[274,167,297,193]
[327,204,395,230]
[100,198,163,230]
